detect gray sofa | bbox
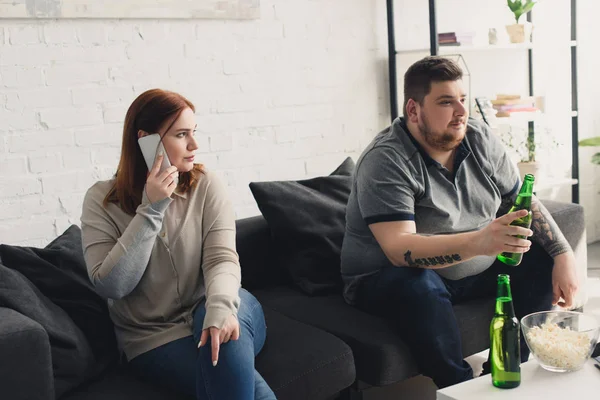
[240,199,588,397]
[0,199,587,400]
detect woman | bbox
[81,89,275,399]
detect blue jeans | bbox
[129,288,276,400]
[356,242,554,389]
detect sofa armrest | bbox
[542,200,588,309]
[0,307,54,400]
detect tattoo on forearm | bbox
[404,250,462,268]
[530,197,571,257]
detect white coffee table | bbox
[437,359,599,399]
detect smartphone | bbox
[138,134,178,185]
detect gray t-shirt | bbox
[341,117,520,304]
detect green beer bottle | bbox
[490,274,521,389]
[497,174,534,266]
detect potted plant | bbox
[500,125,560,182]
[506,0,537,43]
[578,137,600,165]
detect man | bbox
[340,56,579,388]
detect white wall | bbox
[577,0,600,242]
[2,0,599,246]
[0,0,390,246]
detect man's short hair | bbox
[403,56,463,116]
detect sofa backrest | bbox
[235,215,292,290]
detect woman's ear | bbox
[138,129,149,139]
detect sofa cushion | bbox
[254,286,493,387]
[60,364,191,400]
[256,307,355,400]
[0,263,96,398]
[0,307,54,400]
[0,225,118,376]
[249,157,354,295]
[236,215,290,291]
[542,200,585,250]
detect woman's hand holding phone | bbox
[145,152,179,203]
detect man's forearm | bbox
[530,195,572,257]
[389,232,478,269]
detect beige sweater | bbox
[80,170,241,361]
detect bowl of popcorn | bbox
[521,311,600,372]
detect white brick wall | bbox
[0,0,389,246]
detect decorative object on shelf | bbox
[517,160,542,184]
[500,124,560,184]
[506,0,537,43]
[489,28,498,45]
[517,128,542,181]
[578,137,600,165]
[474,97,497,125]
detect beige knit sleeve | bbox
[81,182,171,299]
[200,171,242,330]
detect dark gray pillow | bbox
[249,157,354,295]
[0,225,118,391]
[0,263,95,398]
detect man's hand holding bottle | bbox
[475,210,534,257]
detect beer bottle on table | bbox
[497,174,534,266]
[490,274,521,389]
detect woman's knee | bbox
[237,288,265,326]
[234,289,268,355]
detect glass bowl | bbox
[521,310,600,372]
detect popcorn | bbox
[525,322,591,369]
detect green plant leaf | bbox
[507,0,536,23]
[522,0,537,15]
[591,152,600,165]
[514,11,523,23]
[507,0,520,12]
[579,137,600,147]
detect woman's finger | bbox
[159,166,178,183]
[222,331,231,344]
[211,328,220,367]
[231,325,240,341]
[150,152,164,176]
[198,329,209,348]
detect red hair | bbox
[104,89,204,214]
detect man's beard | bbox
[418,112,465,151]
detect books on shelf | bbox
[491,95,543,117]
[438,31,475,46]
[495,94,521,100]
[473,95,545,124]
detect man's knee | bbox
[402,268,448,295]
[378,267,450,303]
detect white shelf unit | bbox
[536,177,578,193]
[396,42,534,55]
